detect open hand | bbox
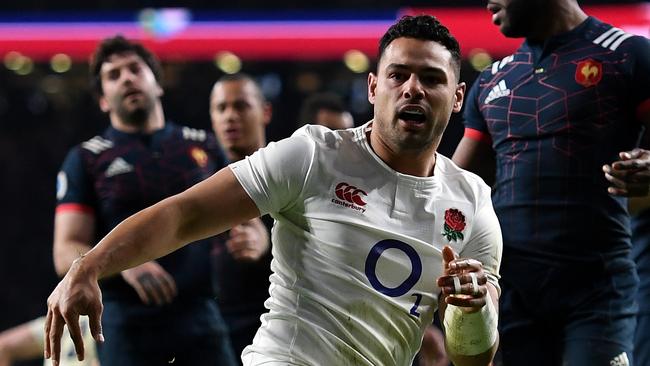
[45,258,104,366]
[436,246,488,311]
[226,218,269,262]
[121,261,177,306]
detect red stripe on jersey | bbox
[636,98,650,123]
[56,203,94,215]
[464,128,492,145]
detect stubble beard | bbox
[116,97,153,127]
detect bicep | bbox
[452,136,496,185]
[53,211,95,275]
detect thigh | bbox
[97,325,169,366]
[563,260,637,366]
[634,313,650,366]
[172,333,238,366]
[563,339,632,366]
[499,281,560,366]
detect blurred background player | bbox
[453,0,650,365]
[209,73,273,362]
[298,92,354,130]
[0,316,97,366]
[53,35,236,366]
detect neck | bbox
[111,102,165,134]
[367,126,437,177]
[527,1,588,42]
[227,139,266,162]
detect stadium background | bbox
[0,1,646,365]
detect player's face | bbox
[98,52,162,126]
[368,37,464,152]
[487,0,545,38]
[210,79,271,158]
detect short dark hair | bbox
[377,15,461,78]
[89,35,163,96]
[299,92,346,125]
[215,73,266,103]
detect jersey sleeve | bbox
[627,35,650,120]
[56,147,95,214]
[459,184,503,294]
[229,129,316,216]
[462,75,489,134]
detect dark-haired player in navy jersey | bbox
[452,0,650,365]
[53,36,237,366]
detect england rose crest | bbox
[442,208,466,242]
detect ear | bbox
[99,95,110,113]
[452,82,466,113]
[367,72,378,105]
[262,102,273,126]
[155,83,164,98]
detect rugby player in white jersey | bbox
[44,15,502,366]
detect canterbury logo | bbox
[335,182,367,206]
[331,182,368,213]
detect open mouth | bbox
[124,89,143,99]
[397,108,426,124]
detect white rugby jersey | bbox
[230,122,502,366]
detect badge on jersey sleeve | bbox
[190,146,208,168]
[575,59,602,88]
[442,208,466,242]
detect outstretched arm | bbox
[45,167,260,365]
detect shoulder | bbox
[436,154,492,198]
[290,124,358,151]
[79,134,114,155]
[485,54,516,78]
[589,18,647,53]
[293,123,353,142]
[168,123,211,143]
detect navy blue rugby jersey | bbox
[463,17,650,262]
[56,123,228,304]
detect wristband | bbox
[443,290,498,356]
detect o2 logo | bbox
[364,239,424,317]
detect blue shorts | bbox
[97,322,237,366]
[635,312,650,366]
[498,254,638,366]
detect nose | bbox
[403,75,424,100]
[222,105,239,123]
[120,69,137,85]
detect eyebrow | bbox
[385,63,446,74]
[101,59,141,75]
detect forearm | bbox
[441,285,499,366]
[82,195,194,279]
